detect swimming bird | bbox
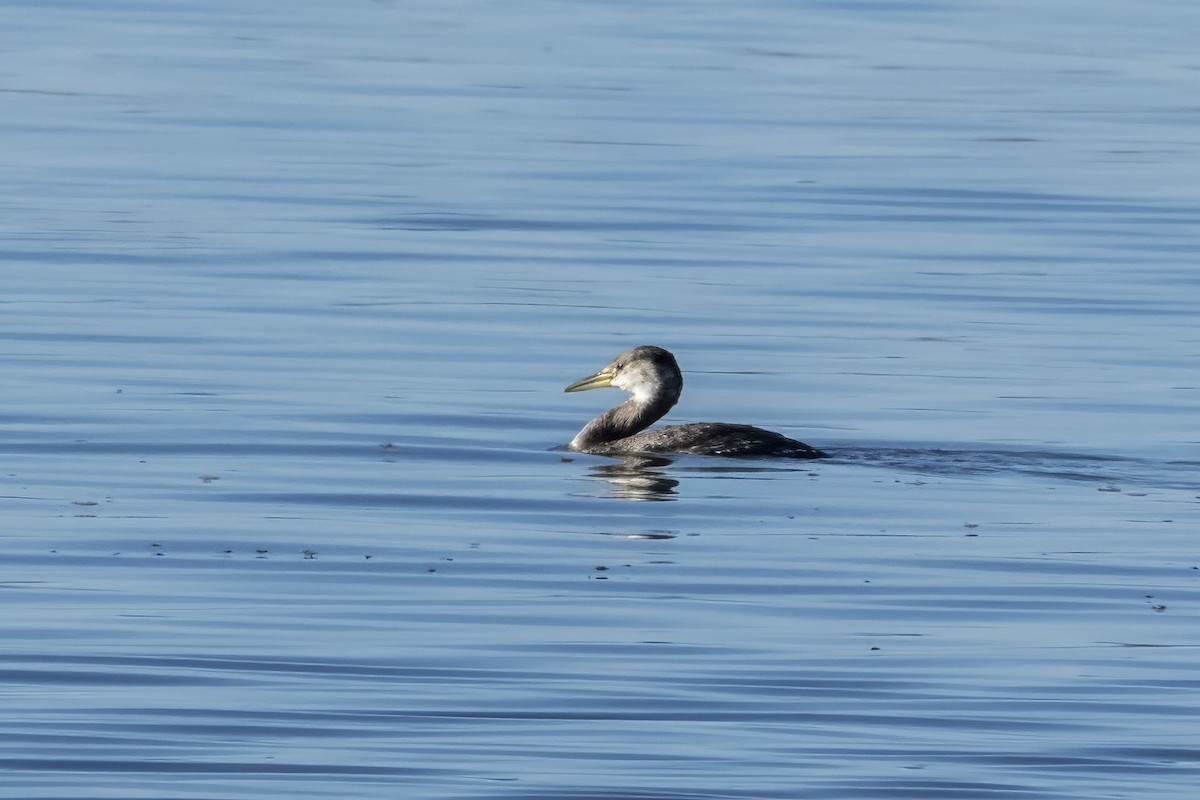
[563,345,826,458]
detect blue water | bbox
[2,1,1199,798]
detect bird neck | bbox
[571,394,675,450]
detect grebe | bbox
[564,345,825,458]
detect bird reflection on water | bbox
[583,454,681,501]
[564,345,825,459]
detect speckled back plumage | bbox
[581,421,826,458]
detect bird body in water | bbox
[564,345,826,458]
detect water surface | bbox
[2,1,1198,798]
